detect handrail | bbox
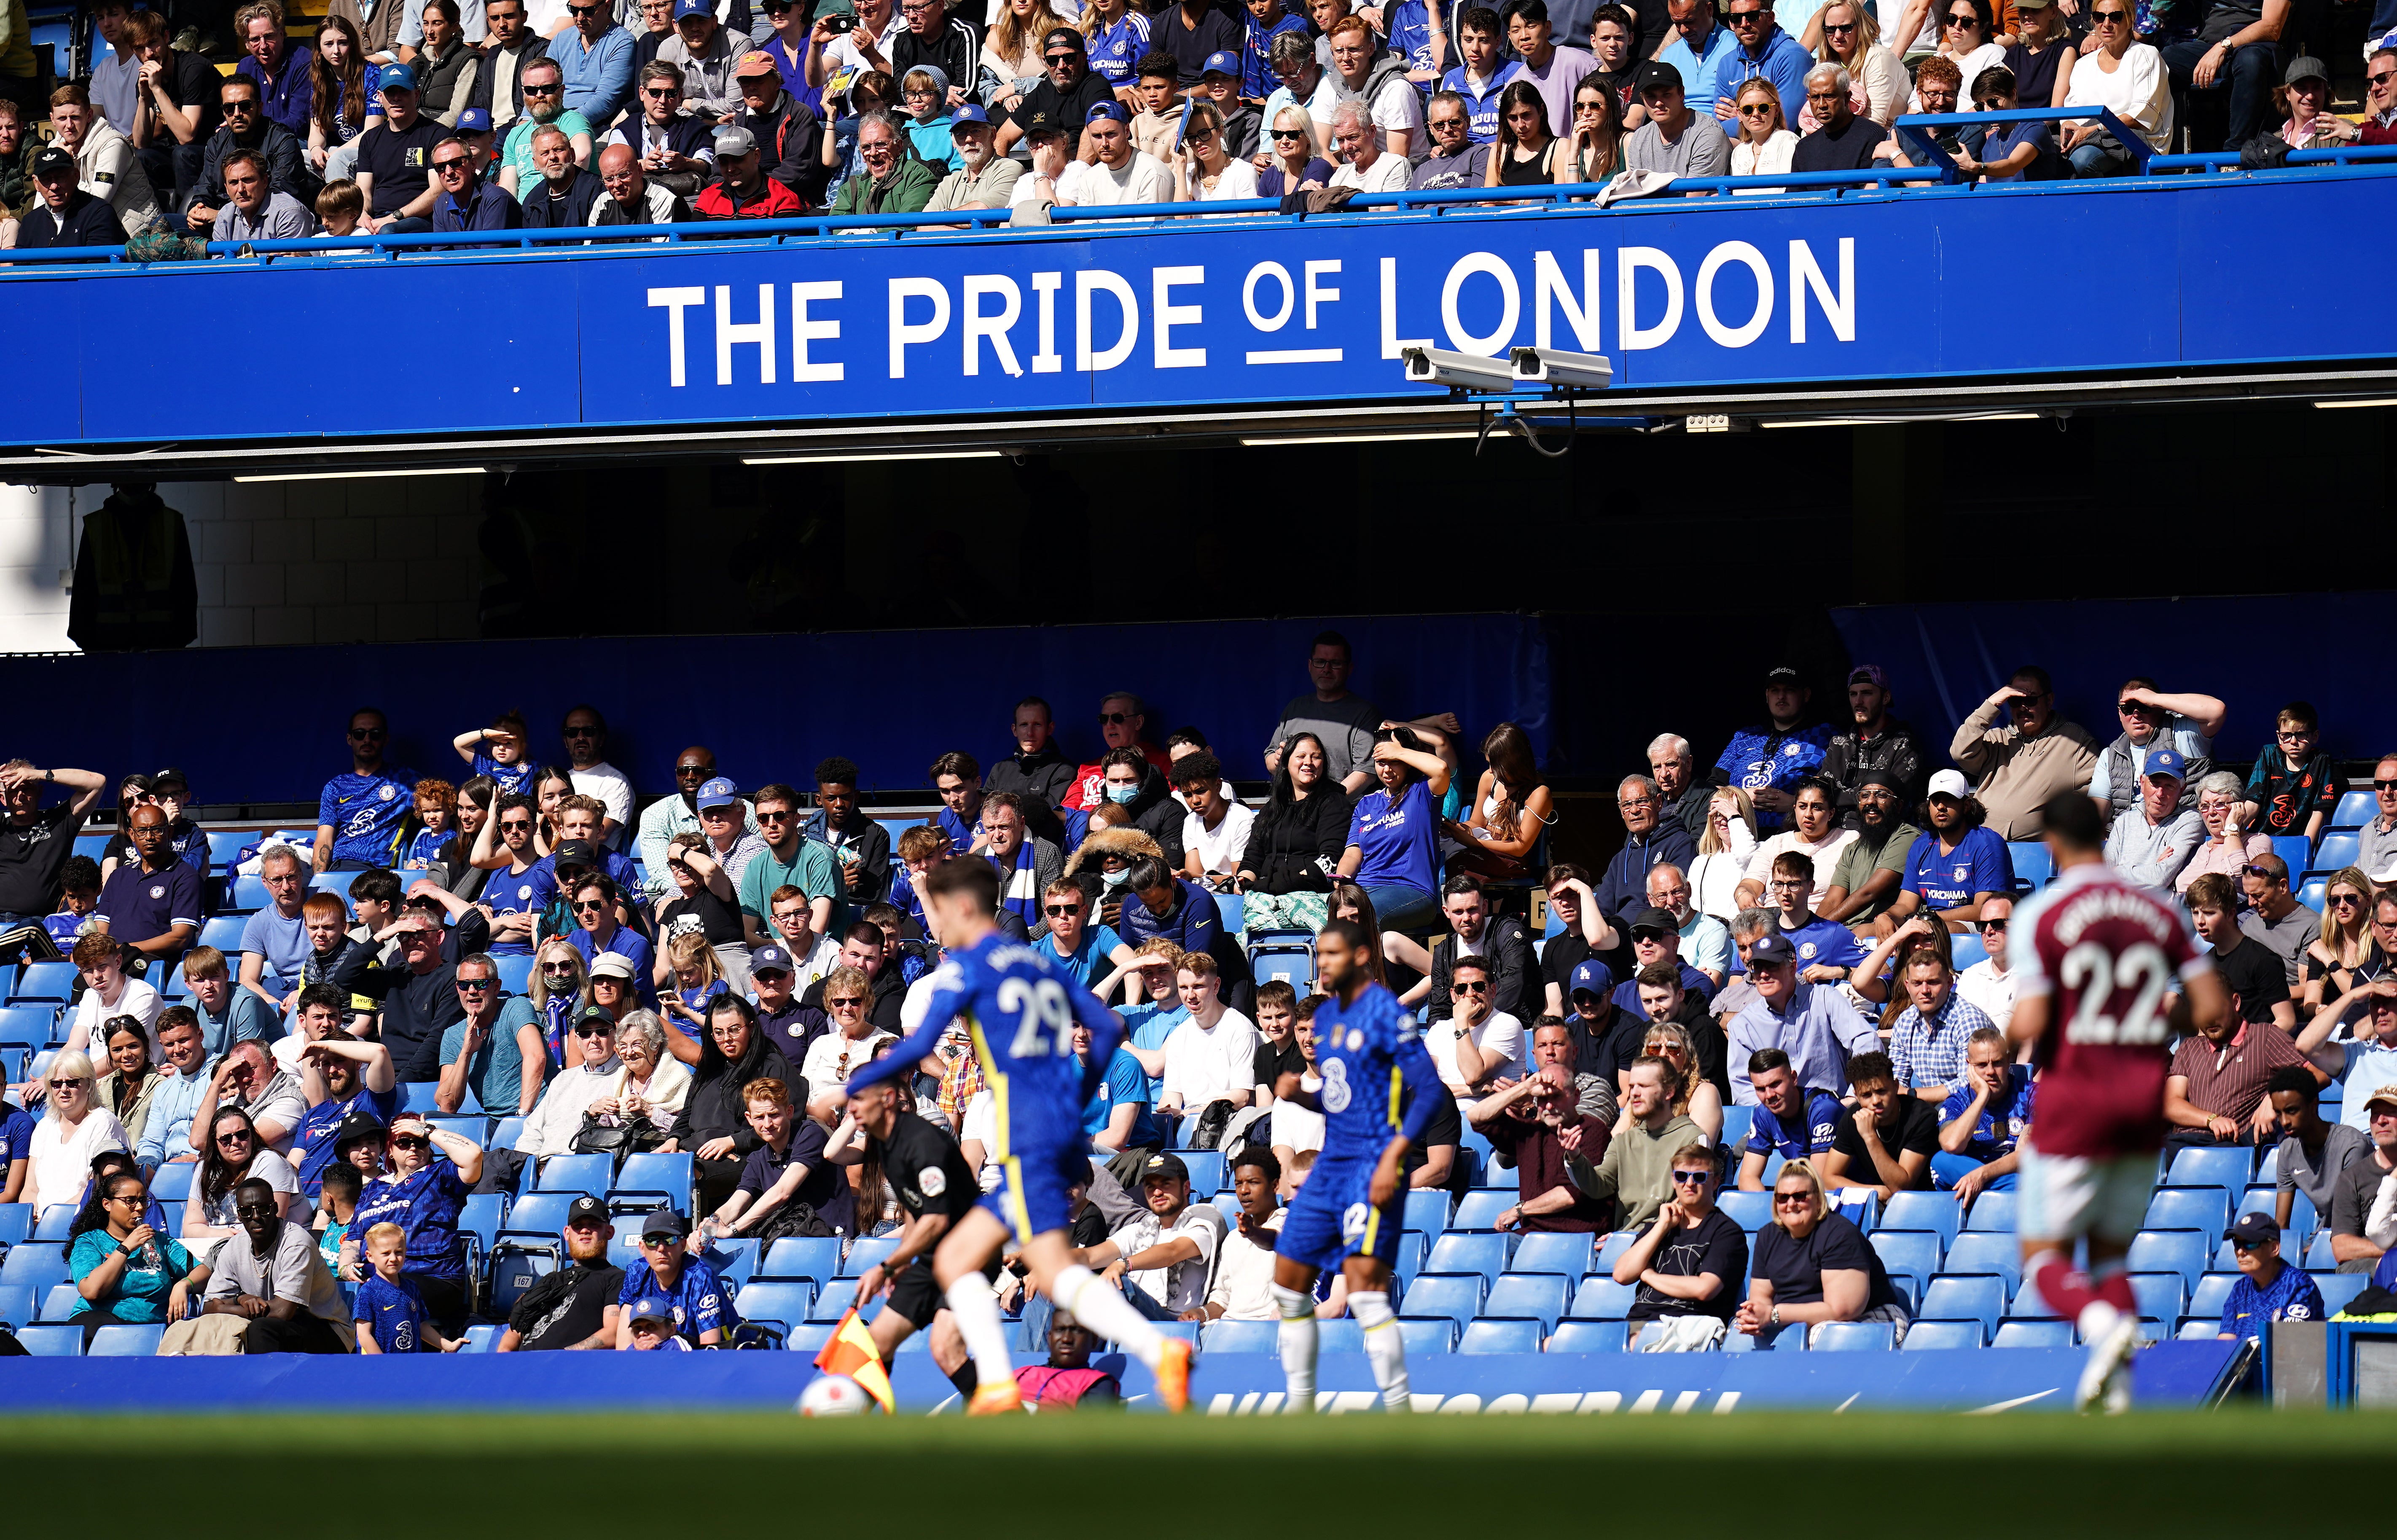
[1,131,2389,271]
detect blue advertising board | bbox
[8,169,2394,447]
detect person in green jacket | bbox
[832,110,937,214]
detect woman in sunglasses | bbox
[2177,770,2273,897]
[67,1167,208,1349]
[342,1112,484,1337]
[1255,105,1330,197]
[802,966,897,1122]
[2300,867,2384,1035]
[529,937,591,1064]
[1796,0,1903,129]
[2060,0,2170,174]
[187,1105,303,1240]
[28,1050,130,1213]
[1736,1158,1910,1347]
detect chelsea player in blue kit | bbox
[1271,920,1441,1413]
[845,859,1195,1415]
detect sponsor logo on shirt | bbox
[919,1165,947,1197]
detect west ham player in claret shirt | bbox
[1268,919,1443,1413]
[2007,793,2228,1413]
[845,857,1193,1415]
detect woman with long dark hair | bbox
[94,1018,161,1146]
[185,1105,302,1240]
[308,14,382,179]
[1448,722,1555,884]
[67,1167,207,1348]
[1236,732,1354,934]
[1485,80,1561,187]
[1337,724,1452,932]
[669,994,795,1215]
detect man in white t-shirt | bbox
[1954,895,2016,1033]
[1058,101,1173,206]
[1427,954,1524,1106]
[1158,956,1259,1135]
[1174,753,1254,887]
[559,704,634,852]
[1199,1148,1286,1321]
[1082,1151,1229,1318]
[1326,17,1422,154]
[1326,99,1411,191]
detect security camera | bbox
[1510,347,1614,390]
[1401,346,1518,394]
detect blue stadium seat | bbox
[39,1283,80,1321]
[839,1237,900,1277]
[1212,891,1244,937]
[2328,790,2374,829]
[0,1282,31,1326]
[1962,1191,2016,1233]
[1202,1319,1278,1354]
[2187,1272,2238,1322]
[1449,1191,1513,1232]
[1872,1230,1943,1293]
[1392,1230,1427,1290]
[2254,1146,2280,1185]
[2165,1147,2253,1191]
[1249,939,1316,993]
[1508,1231,1593,1279]
[460,1324,502,1352]
[488,1115,527,1151]
[87,1323,163,1355]
[1424,1232,1509,1288]
[2127,1231,2208,1291]
[1592,1230,1637,1274]
[2297,876,2329,911]
[494,954,535,995]
[425,1116,488,1148]
[1549,1320,1628,1352]
[1717,1191,1772,1231]
[309,870,365,901]
[398,1081,445,1115]
[1483,1273,1569,1333]
[806,1288,857,1323]
[2006,1275,2058,1317]
[0,1005,49,1046]
[2241,1186,2314,1239]
[1949,932,1987,972]
[206,830,255,867]
[1940,1231,2022,1288]
[1315,1319,1364,1353]
[3,1248,70,1298]
[2313,831,2361,872]
[1402,1189,1451,1236]
[1568,1277,1637,1320]
[2175,1319,2220,1340]
[1174,1151,1226,1197]
[2317,1273,2370,1317]
[459,1192,506,1267]
[2130,1272,2186,1323]
[224,876,273,913]
[198,915,250,953]
[1397,1317,1455,1355]
[497,1192,582,1239]
[73,832,110,860]
[1991,1320,2072,1349]
[13,1323,79,1355]
[734,1280,817,1334]
[534,1153,613,1199]
[1918,1275,2003,1336]
[607,1236,643,1274]
[1458,1318,1540,1354]
[1811,1320,1894,1351]
[2007,842,2053,891]
[1899,1320,1983,1350]
[0,1204,35,1247]
[1402,1274,1483,1333]
[33,1205,74,1242]
[2305,1231,2337,1270]
[761,1237,843,1287]
[8,961,75,1003]
[1720,1104,1752,1151]
[2144,1186,2231,1243]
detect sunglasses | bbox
[2330,893,2364,908]
[1670,1170,1713,1185]
[644,86,682,97]
[2371,69,2396,85]
[1043,903,1080,917]
[233,1203,279,1218]
[105,1191,147,1205]
[1978,918,2009,932]
[1738,102,1775,114]
[1098,711,1135,724]
[456,977,495,991]
[757,809,794,822]
[2091,8,2125,18]
[828,996,865,1008]
[348,727,386,740]
[564,726,599,738]
[392,1135,430,1150]
[223,98,258,111]
[1824,19,1856,29]
[1451,981,1489,995]
[433,158,471,171]
[1773,1192,1813,1207]
[2376,780,2397,792]
[216,1130,252,1145]
[1271,128,1306,140]
[676,763,715,778]
[499,818,534,832]
[573,1022,612,1037]
[1944,12,1977,23]
[572,899,607,913]
[49,1077,87,1090]
[1727,8,1765,19]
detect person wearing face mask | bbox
[1065,820,1166,937]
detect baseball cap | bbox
[577,1001,618,1026]
[1630,906,1678,937]
[641,1207,690,1239]
[1200,48,1240,77]
[1086,100,1129,123]
[2225,1212,2280,1248]
[30,145,75,177]
[1749,932,1798,968]
[1633,60,1683,94]
[378,62,418,92]
[1041,24,1084,53]
[673,0,712,16]
[1926,768,1972,801]
[695,775,741,811]
[2284,54,2330,85]
[1846,663,1889,690]
[455,105,492,133]
[1764,665,1803,687]
[2365,1084,2397,1114]
[1569,958,1613,999]
[750,943,793,976]
[1140,1152,1190,1183]
[565,1195,610,1229]
[713,123,757,156]
[953,102,992,127]
[734,48,779,75]
[589,952,637,982]
[625,1296,675,1326]
[333,1110,387,1148]
[552,838,598,873]
[149,767,189,796]
[2142,746,2188,781]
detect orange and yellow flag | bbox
[811,1307,896,1414]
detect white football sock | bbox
[1274,1282,1318,1411]
[1351,1290,1410,1411]
[943,1272,1015,1389]
[1053,1262,1167,1370]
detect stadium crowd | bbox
[5,0,2393,249]
[3,634,2396,1373]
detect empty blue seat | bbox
[784,1323,836,1355]
[198,915,250,953]
[1402,1274,1483,1333]
[1483,1273,1569,1333]
[39,1283,81,1321]
[534,1153,613,1199]
[2176,1319,2220,1341]
[1509,1231,1593,1279]
[2241,1186,2315,1240]
[1424,1232,1509,1288]
[1592,1230,1638,1274]
[1811,1320,1894,1351]
[2144,1186,2231,1243]
[497,1192,582,1239]
[2328,790,2374,829]
[1249,940,1316,993]
[1720,1104,1753,1150]
[2166,1147,2253,1191]
[2128,1231,2208,1291]
[2006,1275,2058,1317]
[2314,831,2361,872]
[309,870,364,901]
[1401,1189,1451,1236]
[147,1162,196,1203]
[493,954,535,995]
[1202,1319,1278,1354]
[734,1280,817,1333]
[1392,1230,1427,1290]
[1918,1275,2004,1335]
[2130,1272,2185,1323]
[805,1288,857,1322]
[1872,1230,1943,1291]
[0,1282,32,1326]
[1458,1318,1540,1354]
[87,1323,163,1355]
[207,830,256,867]
[2306,1231,2338,1269]
[1941,1231,2022,1287]
[224,876,273,913]
[1962,1191,2017,1233]
[1449,1191,1513,1232]
[1948,932,1988,972]
[2007,842,2053,891]
[1899,1319,1983,1350]
[1316,1319,1364,1353]
[13,1323,79,1356]
[34,1205,75,1242]
[1991,1320,2071,1349]
[1568,1277,1637,1320]
[459,1324,502,1352]
[2318,1272,2370,1317]
[8,961,76,1003]
[840,1237,899,1277]
[2187,1272,2238,1322]
[0,1004,55,1046]
[702,1238,760,1288]
[1717,1191,1771,1231]
[1174,1151,1226,1197]
[1397,1317,1454,1354]
[1550,1319,1628,1352]
[761,1237,842,1287]
[0,1247,68,1292]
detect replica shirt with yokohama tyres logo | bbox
[2013,861,2211,1158]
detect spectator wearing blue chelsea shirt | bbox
[316,708,420,873]
[2218,1212,2325,1342]
[1932,1026,2034,1198]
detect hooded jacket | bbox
[671,1025,795,1155]
[1063,825,1165,932]
[1118,763,1187,869]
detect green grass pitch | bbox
[3,1409,2388,1533]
